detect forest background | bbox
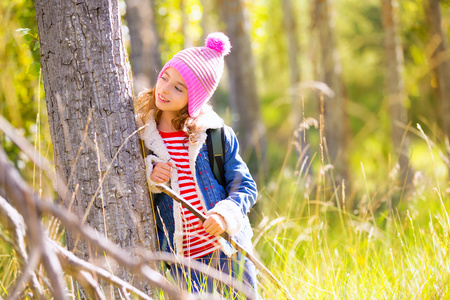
[1,0,450,298]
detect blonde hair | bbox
[136,88,203,143]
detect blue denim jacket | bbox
[139,109,257,256]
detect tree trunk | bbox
[125,0,161,94]
[381,0,413,195]
[216,0,266,169]
[311,0,349,184]
[423,0,450,175]
[181,0,193,48]
[282,0,302,129]
[282,0,313,174]
[35,0,157,296]
[200,0,218,41]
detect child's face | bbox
[155,67,188,116]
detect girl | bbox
[136,32,258,296]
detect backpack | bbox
[206,127,226,190]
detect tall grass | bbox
[1,73,449,299]
[255,199,450,298]
[252,124,450,299]
[2,119,449,299]
[254,200,449,297]
[2,107,450,300]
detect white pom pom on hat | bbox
[205,32,231,56]
[158,32,232,118]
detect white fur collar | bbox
[138,109,226,255]
[139,109,224,152]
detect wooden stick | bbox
[155,183,294,300]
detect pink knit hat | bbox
[158,32,231,118]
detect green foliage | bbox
[0,0,51,185]
[154,0,204,63]
[2,0,450,298]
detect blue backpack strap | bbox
[206,127,226,190]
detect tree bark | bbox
[216,0,266,168]
[311,0,349,184]
[34,0,157,296]
[381,0,413,193]
[125,0,161,94]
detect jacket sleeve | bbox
[208,125,257,235]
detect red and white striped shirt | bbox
[160,130,220,259]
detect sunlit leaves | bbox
[0,1,48,181]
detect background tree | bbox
[34,0,157,296]
[311,0,349,184]
[216,0,266,173]
[381,0,413,203]
[125,0,161,94]
[423,0,450,176]
[3,0,450,297]
[180,0,194,48]
[282,0,302,130]
[200,0,218,41]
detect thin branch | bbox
[0,115,55,182]
[0,146,184,300]
[137,251,256,299]
[49,240,152,300]
[0,196,45,299]
[7,247,42,300]
[291,80,335,98]
[0,196,28,262]
[0,122,257,299]
[73,270,105,300]
[120,286,132,300]
[0,114,72,218]
[39,242,67,299]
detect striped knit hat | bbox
[158,32,231,118]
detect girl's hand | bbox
[202,213,227,237]
[150,162,173,183]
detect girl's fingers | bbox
[158,173,170,181]
[210,227,224,237]
[150,162,172,183]
[155,163,171,172]
[156,176,167,183]
[203,215,226,236]
[150,169,170,183]
[151,174,163,183]
[203,218,215,230]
